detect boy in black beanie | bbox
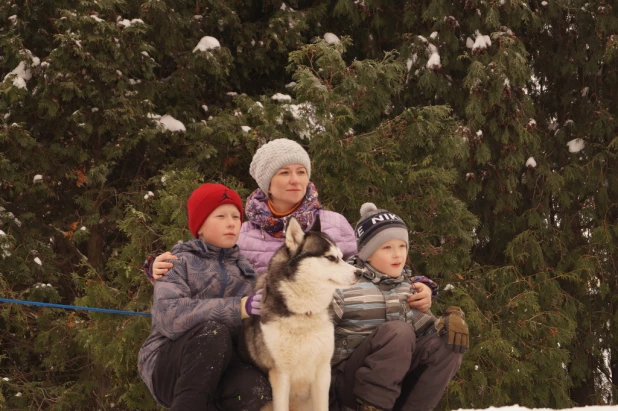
[331,203,469,411]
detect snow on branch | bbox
[566,138,585,153]
[149,114,186,132]
[193,36,221,53]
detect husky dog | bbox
[243,216,362,411]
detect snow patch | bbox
[33,174,43,183]
[272,93,292,102]
[417,37,440,70]
[324,32,340,45]
[4,61,32,90]
[150,114,186,132]
[406,54,418,72]
[567,138,585,153]
[426,44,441,69]
[117,18,144,28]
[241,126,252,132]
[193,36,221,52]
[285,102,323,139]
[526,157,537,168]
[471,30,492,51]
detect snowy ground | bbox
[456,406,618,411]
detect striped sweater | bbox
[331,259,439,365]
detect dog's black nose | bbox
[354,269,363,278]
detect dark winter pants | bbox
[332,321,462,411]
[152,321,271,411]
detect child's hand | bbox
[242,289,264,319]
[407,282,432,312]
[153,252,178,280]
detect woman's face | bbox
[269,163,309,212]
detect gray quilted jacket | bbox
[137,239,256,400]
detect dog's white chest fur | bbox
[262,313,334,377]
[260,313,334,411]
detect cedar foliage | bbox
[1,0,616,409]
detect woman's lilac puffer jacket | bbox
[237,209,357,274]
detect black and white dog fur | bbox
[243,216,362,411]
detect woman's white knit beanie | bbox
[249,139,312,193]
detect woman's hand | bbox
[407,282,432,312]
[152,252,178,280]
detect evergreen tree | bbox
[1,0,616,409]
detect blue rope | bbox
[0,298,151,317]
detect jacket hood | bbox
[348,255,406,285]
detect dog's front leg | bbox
[269,370,291,411]
[310,362,331,411]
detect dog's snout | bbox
[354,269,363,278]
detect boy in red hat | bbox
[138,183,269,411]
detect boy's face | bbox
[198,204,242,248]
[366,239,408,278]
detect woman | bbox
[145,138,433,311]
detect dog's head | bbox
[265,216,362,314]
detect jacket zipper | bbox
[218,249,227,298]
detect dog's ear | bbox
[308,215,321,232]
[285,217,305,253]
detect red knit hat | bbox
[187,183,244,238]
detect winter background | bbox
[1,0,617,410]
